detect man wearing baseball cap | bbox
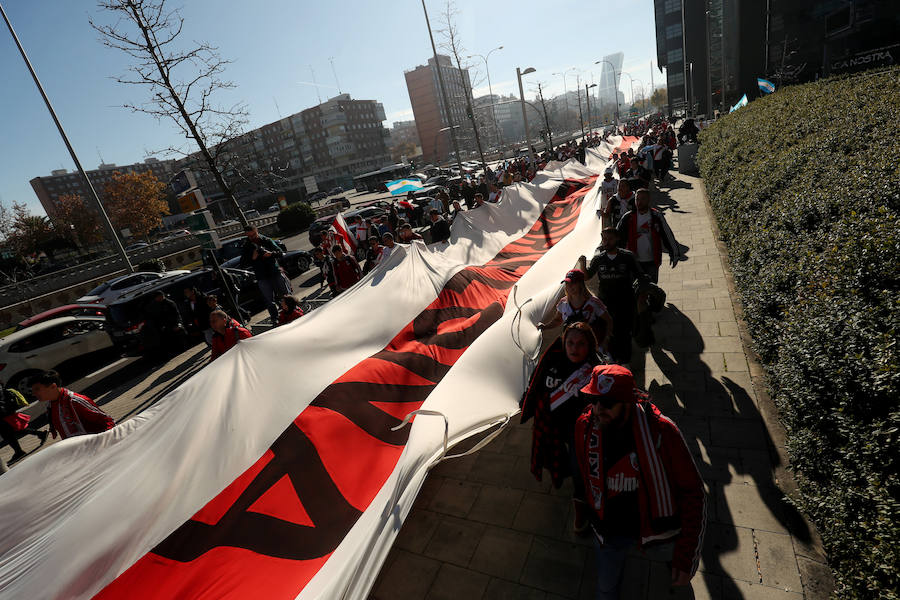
[574,365,705,598]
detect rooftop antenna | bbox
[273,96,282,118]
[309,65,322,104]
[96,146,105,166]
[329,56,342,94]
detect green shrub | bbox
[276,202,315,233]
[699,68,900,599]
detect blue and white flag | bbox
[757,78,775,94]
[729,94,749,113]
[386,178,425,195]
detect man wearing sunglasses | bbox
[574,364,706,599]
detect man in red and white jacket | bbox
[574,364,705,599]
[209,309,252,361]
[616,188,681,283]
[31,370,115,440]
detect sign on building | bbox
[177,189,206,213]
[303,176,318,194]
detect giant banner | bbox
[0,160,607,599]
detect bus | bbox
[352,163,412,193]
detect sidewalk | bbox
[370,168,831,599]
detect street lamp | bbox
[516,66,537,167]
[552,67,578,133]
[468,46,503,152]
[433,125,460,165]
[594,60,620,126]
[585,83,597,134]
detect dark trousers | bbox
[0,418,42,455]
[606,302,635,364]
[639,261,659,284]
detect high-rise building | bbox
[597,52,624,110]
[30,158,178,228]
[404,55,474,164]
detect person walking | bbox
[575,364,705,599]
[30,370,114,441]
[183,287,213,346]
[580,229,647,364]
[428,209,451,244]
[538,269,613,357]
[209,310,252,361]
[142,291,186,361]
[0,384,47,463]
[615,188,681,283]
[331,244,362,293]
[241,225,291,322]
[521,322,604,533]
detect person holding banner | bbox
[241,226,291,322]
[30,370,115,441]
[521,321,604,533]
[331,244,362,293]
[0,384,47,464]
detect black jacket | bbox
[240,235,283,279]
[429,217,451,244]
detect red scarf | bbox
[581,401,675,522]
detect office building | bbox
[404,54,474,164]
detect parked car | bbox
[209,236,311,276]
[424,176,449,187]
[106,268,263,355]
[308,191,328,204]
[329,197,351,210]
[308,216,335,247]
[76,270,189,305]
[125,242,149,252]
[328,186,343,195]
[0,316,115,397]
[266,204,280,213]
[243,209,260,219]
[16,304,108,332]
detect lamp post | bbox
[1,2,134,273]
[420,0,463,174]
[594,60,620,126]
[433,125,460,164]
[516,66,537,167]
[585,83,597,134]
[552,67,577,133]
[468,46,503,152]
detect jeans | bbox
[258,274,291,321]
[593,533,637,600]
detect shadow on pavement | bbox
[630,304,810,598]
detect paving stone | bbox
[714,295,735,310]
[756,529,804,592]
[700,336,743,354]
[716,483,790,534]
[738,449,779,487]
[469,525,534,581]
[373,550,441,600]
[679,296,717,310]
[482,578,548,600]
[709,418,768,450]
[722,579,804,599]
[717,321,739,337]
[499,425,532,458]
[509,456,552,493]
[646,559,714,599]
[722,352,749,372]
[512,491,570,538]
[428,478,480,517]
[423,515,485,566]
[395,508,441,553]
[519,536,589,597]
[468,484,524,527]
[699,308,736,323]
[425,563,490,600]
[683,278,713,290]
[699,523,760,584]
[468,450,518,486]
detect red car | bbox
[16,304,108,331]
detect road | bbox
[0,189,396,467]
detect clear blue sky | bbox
[0,0,660,216]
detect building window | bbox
[665,0,680,14]
[667,48,683,63]
[669,71,685,86]
[666,23,681,39]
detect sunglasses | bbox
[587,395,622,410]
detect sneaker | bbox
[573,498,590,534]
[8,451,27,465]
[37,430,49,447]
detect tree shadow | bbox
[629,304,810,598]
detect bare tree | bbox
[534,83,553,149]
[437,0,487,172]
[90,0,251,226]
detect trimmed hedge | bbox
[699,68,899,599]
[276,202,315,233]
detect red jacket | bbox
[49,388,115,440]
[277,307,304,326]
[210,320,252,360]
[574,400,706,576]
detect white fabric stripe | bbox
[637,405,674,516]
[635,405,667,516]
[642,528,680,544]
[670,422,707,575]
[647,411,675,515]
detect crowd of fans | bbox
[2,114,706,597]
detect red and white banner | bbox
[0,161,606,599]
[330,212,357,254]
